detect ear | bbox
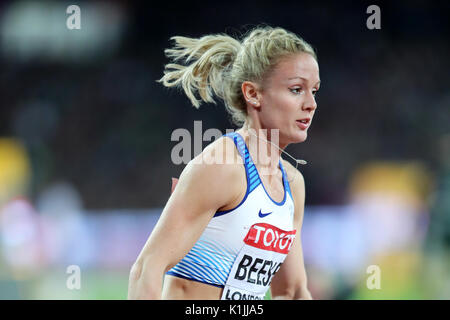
[241,81,261,107]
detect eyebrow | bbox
[288,77,321,86]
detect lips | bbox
[296,118,311,130]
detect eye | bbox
[312,89,319,97]
[290,87,303,95]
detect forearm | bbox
[127,259,165,300]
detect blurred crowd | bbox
[0,1,449,299]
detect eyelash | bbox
[290,87,319,96]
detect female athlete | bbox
[127,25,319,300]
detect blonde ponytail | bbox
[158,25,317,126]
[157,34,241,107]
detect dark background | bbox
[0,0,448,209]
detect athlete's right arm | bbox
[127,138,243,299]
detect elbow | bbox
[295,286,313,300]
[271,285,297,300]
[127,260,156,300]
[129,261,143,284]
[272,284,312,300]
[127,258,165,300]
[127,261,144,299]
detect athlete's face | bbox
[258,52,320,145]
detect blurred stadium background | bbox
[0,0,449,299]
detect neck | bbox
[238,119,307,170]
[238,121,285,175]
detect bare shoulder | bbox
[175,135,245,211]
[202,134,243,166]
[190,135,244,176]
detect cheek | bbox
[276,93,300,117]
[261,90,299,125]
[268,90,295,109]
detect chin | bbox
[291,130,308,143]
[293,135,307,144]
[282,130,307,145]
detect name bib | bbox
[221,223,296,300]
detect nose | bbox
[302,91,317,112]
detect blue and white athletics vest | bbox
[166,132,297,300]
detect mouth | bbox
[296,118,311,130]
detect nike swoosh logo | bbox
[258,209,273,218]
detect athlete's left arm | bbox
[270,164,312,300]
